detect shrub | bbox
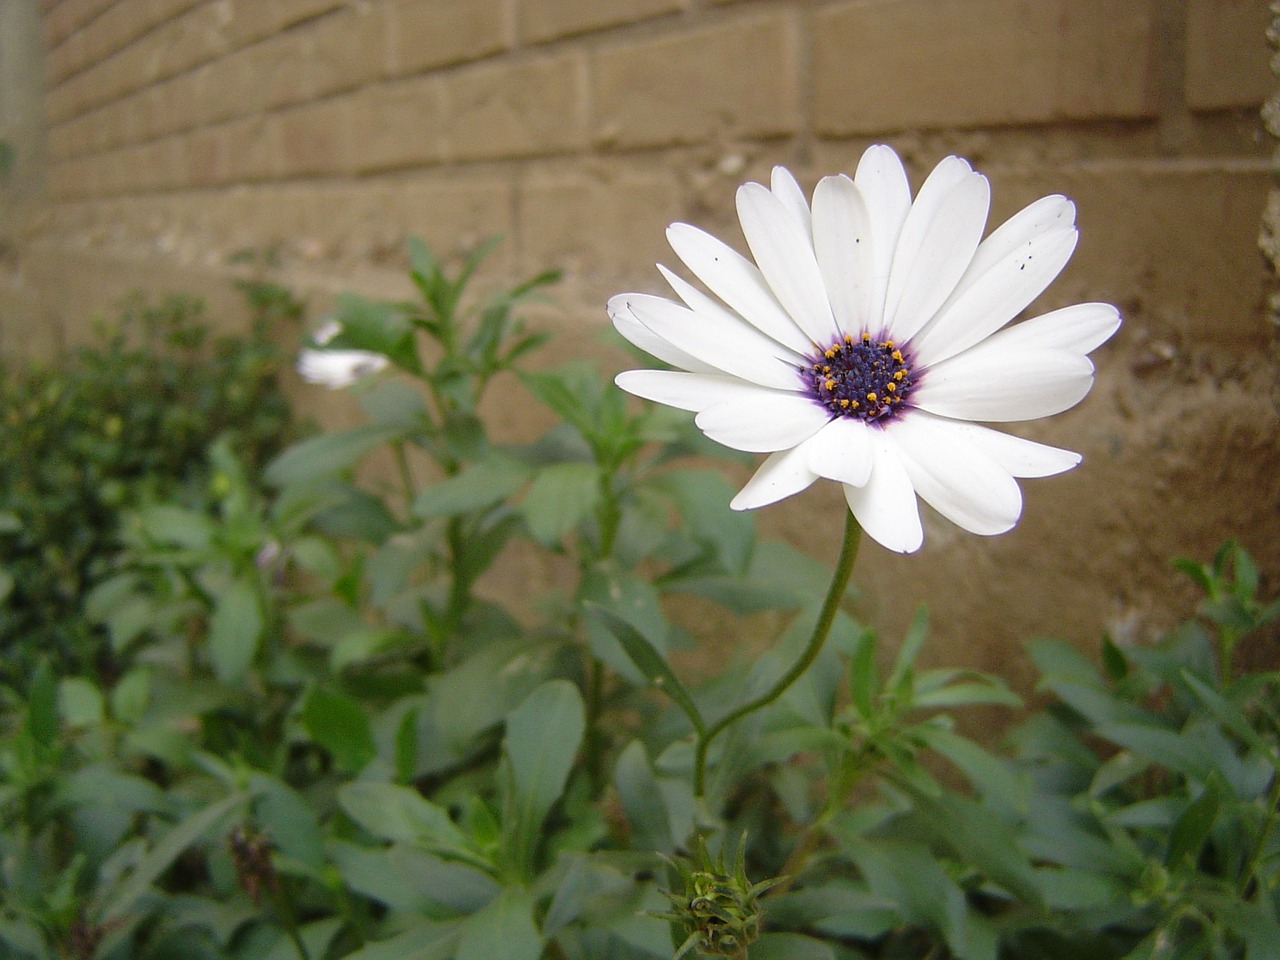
[0,287,298,684]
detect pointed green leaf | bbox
[266,423,406,486]
[1167,779,1220,867]
[586,604,704,736]
[207,577,263,684]
[456,886,542,960]
[520,461,600,546]
[99,791,246,922]
[412,455,529,517]
[301,686,376,773]
[503,681,584,875]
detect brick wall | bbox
[10,0,1280,676]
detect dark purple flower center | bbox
[805,332,915,423]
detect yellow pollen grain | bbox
[885,382,896,392]
[825,379,836,391]
[892,350,903,361]
[894,370,905,381]
[839,399,850,408]
[866,392,877,402]
[824,348,836,359]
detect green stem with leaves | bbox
[692,512,862,801]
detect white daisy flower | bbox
[296,318,389,389]
[608,145,1120,554]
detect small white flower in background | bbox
[609,144,1119,554]
[296,319,389,389]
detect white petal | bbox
[911,196,1079,364]
[695,392,830,453]
[884,169,991,344]
[853,145,912,328]
[912,345,1095,422]
[990,302,1122,355]
[608,295,723,374]
[804,416,874,487]
[737,182,840,345]
[771,166,812,239]
[311,319,342,345]
[615,369,767,412]
[955,423,1082,478]
[812,174,875,335]
[656,264,807,366]
[297,348,387,389]
[731,445,818,510]
[615,293,803,391]
[890,413,1023,536]
[667,223,814,354]
[843,432,922,554]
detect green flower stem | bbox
[692,511,862,802]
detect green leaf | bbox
[887,605,930,698]
[99,791,246,922]
[503,681,585,876]
[265,423,406,486]
[110,667,151,725]
[586,604,704,735]
[750,933,837,960]
[137,504,215,549]
[412,455,529,517]
[359,378,429,427]
[340,920,462,960]
[337,781,490,869]
[59,677,105,728]
[520,462,600,546]
[613,741,675,852]
[652,469,755,574]
[333,291,420,372]
[1095,723,1215,782]
[249,773,326,869]
[1181,669,1280,772]
[456,886,542,960]
[520,362,602,435]
[1166,779,1220,867]
[847,626,878,721]
[301,686,376,773]
[207,577,263,684]
[911,676,1022,709]
[581,566,673,684]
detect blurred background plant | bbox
[0,286,298,686]
[0,241,1275,960]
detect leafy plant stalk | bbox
[692,511,862,800]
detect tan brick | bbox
[592,12,798,148]
[218,115,285,182]
[390,0,509,76]
[812,0,1158,134]
[218,34,308,117]
[1185,0,1273,110]
[393,176,516,258]
[517,168,681,281]
[346,76,447,173]
[304,4,389,97]
[441,53,588,161]
[46,30,88,83]
[274,98,354,177]
[998,163,1269,343]
[519,0,681,44]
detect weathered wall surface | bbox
[5,0,1278,681]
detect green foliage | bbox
[2,239,1275,960]
[0,291,297,683]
